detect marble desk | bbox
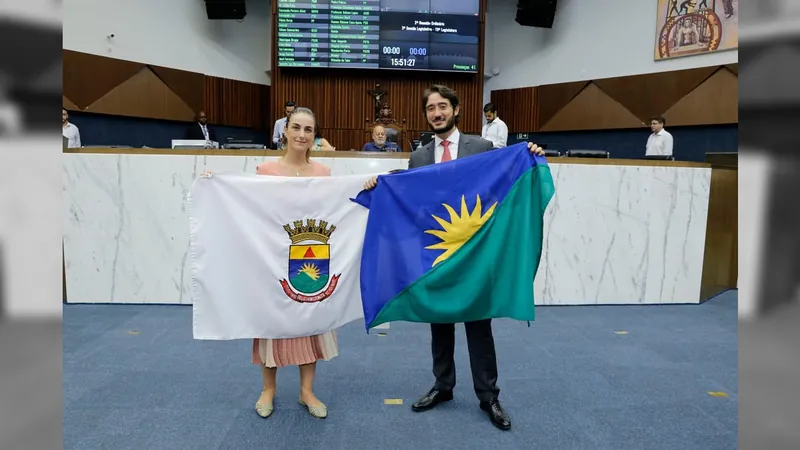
[63,149,735,306]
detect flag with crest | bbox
[189,173,369,340]
[352,143,555,330]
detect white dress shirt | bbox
[481,117,508,148]
[62,122,81,148]
[645,129,673,156]
[433,129,461,163]
[272,117,287,145]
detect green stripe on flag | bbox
[370,164,555,327]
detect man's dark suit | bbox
[185,122,216,142]
[409,131,501,403]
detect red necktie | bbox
[441,139,452,162]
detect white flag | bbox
[189,172,370,340]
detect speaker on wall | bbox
[515,0,558,29]
[205,0,247,20]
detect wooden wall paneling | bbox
[62,50,145,109]
[149,65,205,113]
[204,76,268,129]
[272,73,484,134]
[699,167,738,300]
[490,87,537,133]
[63,95,79,111]
[540,83,644,132]
[662,67,739,126]
[490,64,738,132]
[318,129,364,151]
[535,81,588,130]
[62,50,270,130]
[86,67,195,121]
[204,76,218,124]
[592,66,717,123]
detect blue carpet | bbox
[63,291,738,449]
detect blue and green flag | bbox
[352,142,555,330]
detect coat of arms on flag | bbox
[280,219,341,303]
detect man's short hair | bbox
[483,103,497,113]
[422,85,459,112]
[285,101,296,108]
[650,116,666,125]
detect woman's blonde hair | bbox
[284,107,316,162]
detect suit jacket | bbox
[408,131,494,169]
[185,123,216,142]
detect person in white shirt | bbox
[481,103,508,148]
[62,108,81,148]
[272,101,296,149]
[645,116,673,156]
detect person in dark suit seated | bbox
[185,111,216,142]
[361,124,397,152]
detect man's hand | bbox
[364,176,378,190]
[527,143,545,156]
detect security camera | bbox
[108,34,115,38]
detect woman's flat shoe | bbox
[255,402,273,418]
[299,399,327,419]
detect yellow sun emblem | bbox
[298,263,320,280]
[425,194,497,267]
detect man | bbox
[481,103,508,148]
[361,124,397,152]
[185,111,215,142]
[62,108,81,148]
[645,116,673,156]
[364,84,544,430]
[272,101,296,149]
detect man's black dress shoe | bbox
[411,388,453,412]
[480,399,511,430]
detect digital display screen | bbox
[276,0,480,72]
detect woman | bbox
[253,107,336,420]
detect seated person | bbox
[311,125,335,151]
[185,111,216,141]
[361,125,398,152]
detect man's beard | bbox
[429,114,456,134]
[375,139,386,146]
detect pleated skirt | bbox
[251,331,339,368]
